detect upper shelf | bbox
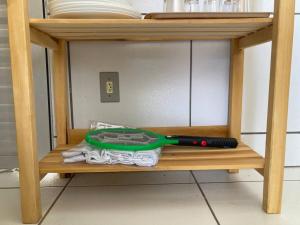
[29,18,273,41]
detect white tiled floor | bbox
[69,171,195,186]
[0,168,299,225]
[0,171,70,188]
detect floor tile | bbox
[193,169,263,183]
[69,171,194,186]
[0,187,62,225]
[0,171,69,188]
[201,181,300,225]
[42,184,217,225]
[40,173,70,187]
[284,167,300,181]
[0,169,19,188]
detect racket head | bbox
[85,128,171,151]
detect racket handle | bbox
[166,136,238,148]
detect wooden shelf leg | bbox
[53,40,69,146]
[263,0,295,214]
[227,39,244,174]
[7,0,41,223]
[52,40,72,178]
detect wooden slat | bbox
[144,12,271,19]
[227,39,244,174]
[30,18,272,27]
[41,27,260,32]
[238,26,273,49]
[52,40,69,146]
[263,0,295,214]
[7,0,41,223]
[29,18,273,41]
[228,39,244,141]
[50,31,250,37]
[67,126,229,145]
[30,27,59,49]
[59,36,244,41]
[39,142,264,173]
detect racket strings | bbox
[90,131,158,146]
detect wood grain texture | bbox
[227,39,244,174]
[29,18,273,41]
[67,126,229,145]
[263,0,295,214]
[228,39,244,140]
[238,26,273,49]
[39,142,264,173]
[30,27,59,49]
[7,0,41,223]
[144,12,271,19]
[52,40,69,146]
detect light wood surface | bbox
[228,39,244,140]
[67,126,229,145]
[52,40,69,146]
[30,27,59,49]
[227,39,244,174]
[6,0,295,219]
[7,0,41,223]
[239,26,273,49]
[29,18,273,41]
[144,12,271,19]
[39,142,264,173]
[263,0,295,214]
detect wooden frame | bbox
[7,0,295,223]
[263,0,295,213]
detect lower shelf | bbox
[39,142,264,173]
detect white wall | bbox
[70,41,190,128]
[69,1,300,166]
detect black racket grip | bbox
[167,136,238,148]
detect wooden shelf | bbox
[29,18,273,41]
[39,142,264,173]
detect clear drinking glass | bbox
[185,0,200,12]
[241,0,249,12]
[220,0,232,12]
[219,0,249,12]
[164,0,186,12]
[204,0,219,12]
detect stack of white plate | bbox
[47,0,141,19]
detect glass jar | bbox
[164,0,186,12]
[220,0,249,12]
[204,0,220,12]
[186,0,204,12]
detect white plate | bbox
[47,0,132,9]
[49,4,137,12]
[49,6,139,14]
[50,6,140,16]
[48,2,139,14]
[48,2,131,8]
[49,11,140,19]
[50,8,140,16]
[48,0,130,4]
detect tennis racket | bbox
[85,128,238,151]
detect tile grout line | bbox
[198,180,263,184]
[67,42,75,129]
[1,180,297,190]
[66,181,196,188]
[190,171,221,225]
[38,176,74,225]
[189,40,193,127]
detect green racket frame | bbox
[85,128,179,151]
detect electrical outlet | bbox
[106,81,113,94]
[100,72,120,102]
